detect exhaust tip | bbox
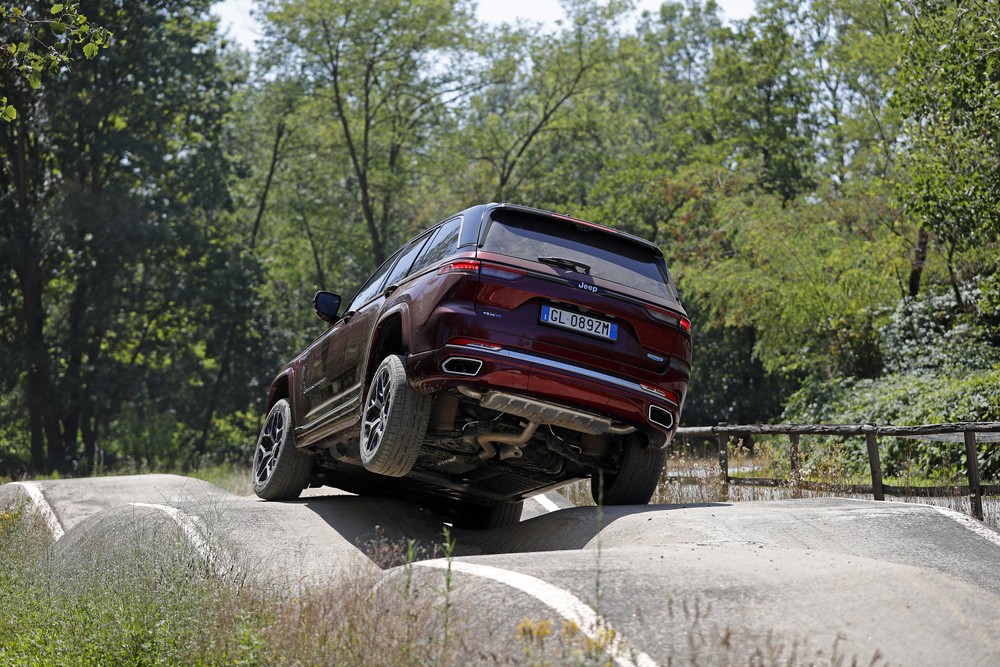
[648,405,674,430]
[441,356,484,377]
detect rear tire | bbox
[452,500,524,530]
[591,435,666,505]
[361,354,432,477]
[252,399,312,500]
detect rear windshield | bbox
[482,212,675,299]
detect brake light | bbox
[646,306,691,333]
[439,260,480,275]
[554,213,620,233]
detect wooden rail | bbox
[674,422,1000,521]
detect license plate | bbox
[540,305,618,341]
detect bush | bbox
[784,281,1000,479]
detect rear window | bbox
[482,212,674,299]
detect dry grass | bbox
[189,462,255,496]
[559,437,999,528]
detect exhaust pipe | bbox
[648,405,674,430]
[441,356,483,376]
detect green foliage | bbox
[681,183,907,376]
[0,1,270,475]
[785,281,1000,478]
[258,0,478,266]
[444,0,628,205]
[895,0,1000,252]
[706,0,817,203]
[2,0,1000,474]
[0,2,112,120]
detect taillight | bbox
[439,260,525,280]
[646,306,691,333]
[439,259,481,275]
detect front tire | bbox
[591,434,666,505]
[360,354,432,477]
[252,399,313,500]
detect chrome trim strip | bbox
[446,343,673,401]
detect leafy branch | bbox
[1,2,111,120]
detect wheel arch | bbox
[364,308,408,389]
[266,371,292,412]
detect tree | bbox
[706,0,817,204]
[445,0,628,206]
[578,1,725,241]
[894,0,1000,301]
[258,0,477,267]
[0,0,246,474]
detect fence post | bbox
[717,424,729,502]
[964,430,984,521]
[865,430,885,501]
[789,433,802,498]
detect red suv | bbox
[252,203,691,528]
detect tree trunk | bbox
[20,264,51,473]
[908,226,930,297]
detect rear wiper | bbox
[538,256,591,275]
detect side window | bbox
[410,217,461,274]
[346,250,400,312]
[382,233,431,289]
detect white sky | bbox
[213,0,757,50]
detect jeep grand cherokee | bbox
[252,203,691,528]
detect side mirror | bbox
[313,291,342,325]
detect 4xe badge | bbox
[578,281,597,293]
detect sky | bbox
[212,0,757,50]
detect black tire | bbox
[591,435,666,505]
[360,354,432,477]
[252,399,312,500]
[452,500,524,530]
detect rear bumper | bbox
[409,341,684,446]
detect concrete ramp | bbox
[5,476,1000,664]
[476,497,1000,595]
[399,541,1000,666]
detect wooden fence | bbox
[674,422,1000,521]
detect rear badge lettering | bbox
[578,282,597,293]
